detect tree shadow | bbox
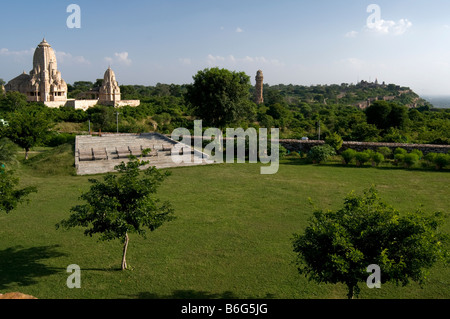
[0,245,66,290]
[131,290,276,299]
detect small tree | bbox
[307,144,335,164]
[57,157,175,270]
[341,149,356,165]
[292,187,449,299]
[433,153,449,170]
[355,151,371,166]
[371,152,384,166]
[5,105,53,159]
[403,153,419,168]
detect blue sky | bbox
[2,0,450,95]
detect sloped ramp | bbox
[75,133,212,175]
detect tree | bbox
[56,157,175,270]
[371,152,384,166]
[292,187,449,299]
[307,144,336,164]
[186,68,254,128]
[325,132,343,151]
[355,151,371,166]
[0,167,37,214]
[341,148,356,165]
[5,105,53,159]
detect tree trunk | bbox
[347,283,354,299]
[25,148,29,160]
[121,232,129,270]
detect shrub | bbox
[410,149,423,160]
[424,152,437,164]
[394,153,405,165]
[394,147,407,156]
[433,153,450,170]
[403,153,419,168]
[308,144,336,164]
[355,151,371,166]
[371,152,385,166]
[377,147,392,159]
[341,149,356,165]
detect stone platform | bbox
[75,133,212,175]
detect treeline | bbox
[1,68,449,151]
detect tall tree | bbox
[292,187,449,299]
[186,67,254,128]
[56,157,175,270]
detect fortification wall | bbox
[280,139,450,155]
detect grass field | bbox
[0,145,449,299]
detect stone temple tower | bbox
[254,70,264,104]
[5,38,67,103]
[99,67,121,106]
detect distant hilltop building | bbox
[5,39,139,110]
[254,70,264,104]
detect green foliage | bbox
[325,132,343,151]
[57,158,175,269]
[308,144,336,164]
[394,148,407,156]
[371,152,385,166]
[4,105,53,159]
[433,153,450,170]
[341,148,356,165]
[0,137,19,165]
[292,187,449,299]
[186,67,254,128]
[377,147,392,159]
[403,153,419,168]
[0,167,37,214]
[355,151,371,166]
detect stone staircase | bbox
[75,133,212,175]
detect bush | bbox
[377,147,392,159]
[394,147,407,156]
[403,153,419,168]
[424,152,437,164]
[371,152,385,166]
[394,153,405,165]
[434,153,450,170]
[355,151,371,166]
[410,149,423,160]
[341,149,356,165]
[308,144,336,164]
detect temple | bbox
[5,39,139,110]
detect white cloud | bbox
[55,51,90,65]
[366,18,412,36]
[105,52,132,66]
[0,48,34,57]
[345,30,358,38]
[236,27,244,33]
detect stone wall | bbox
[279,139,450,155]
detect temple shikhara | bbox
[4,39,139,110]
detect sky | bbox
[2,0,450,95]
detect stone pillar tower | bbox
[255,70,264,104]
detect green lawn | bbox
[0,148,449,299]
